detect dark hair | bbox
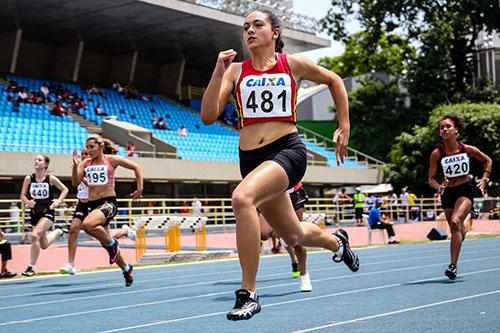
[259,10,284,53]
[438,114,466,133]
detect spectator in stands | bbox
[368,198,399,244]
[94,103,108,116]
[399,186,410,219]
[192,197,203,217]
[51,102,68,117]
[126,142,137,157]
[180,201,190,214]
[151,114,158,127]
[177,125,188,137]
[40,83,50,101]
[17,88,29,104]
[353,187,365,226]
[388,191,399,220]
[7,80,18,93]
[0,230,16,278]
[409,190,419,221]
[29,93,44,105]
[333,188,352,222]
[156,117,171,130]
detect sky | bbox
[292,0,361,62]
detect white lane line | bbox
[1,238,494,291]
[98,267,500,333]
[4,246,497,300]
[292,288,500,332]
[1,257,499,327]
[2,249,496,310]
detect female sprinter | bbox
[201,9,359,320]
[75,136,143,286]
[428,115,492,280]
[20,154,68,276]
[60,148,137,275]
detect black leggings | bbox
[370,222,395,237]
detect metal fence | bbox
[1,196,498,236]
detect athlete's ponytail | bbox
[260,9,284,53]
[86,135,118,155]
[102,139,118,155]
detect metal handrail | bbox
[296,124,386,166]
[1,197,497,236]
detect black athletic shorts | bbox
[239,132,307,189]
[72,200,89,221]
[290,187,309,211]
[30,205,55,226]
[88,196,118,225]
[441,182,474,209]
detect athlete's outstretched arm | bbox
[201,50,238,125]
[466,145,493,195]
[288,55,349,165]
[113,156,144,200]
[49,175,69,209]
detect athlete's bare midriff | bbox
[446,176,469,188]
[239,121,297,150]
[88,188,116,202]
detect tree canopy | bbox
[322,0,500,118]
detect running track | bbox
[1,237,500,332]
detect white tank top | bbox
[76,182,89,200]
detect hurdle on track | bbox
[133,216,208,260]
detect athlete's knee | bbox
[282,233,301,248]
[231,188,253,212]
[30,232,40,243]
[449,217,461,231]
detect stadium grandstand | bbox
[0,0,383,201]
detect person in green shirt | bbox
[353,187,365,226]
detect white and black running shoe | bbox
[445,263,457,280]
[332,229,360,272]
[226,289,261,321]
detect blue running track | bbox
[1,237,500,332]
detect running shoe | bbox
[21,266,35,277]
[226,289,261,321]
[445,263,457,280]
[123,265,133,287]
[106,238,120,264]
[300,272,312,292]
[0,271,16,278]
[332,229,360,272]
[122,224,137,241]
[59,263,76,275]
[292,262,300,278]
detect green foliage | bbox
[318,31,415,78]
[323,0,500,120]
[385,103,500,194]
[344,78,412,160]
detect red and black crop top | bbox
[233,53,298,128]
